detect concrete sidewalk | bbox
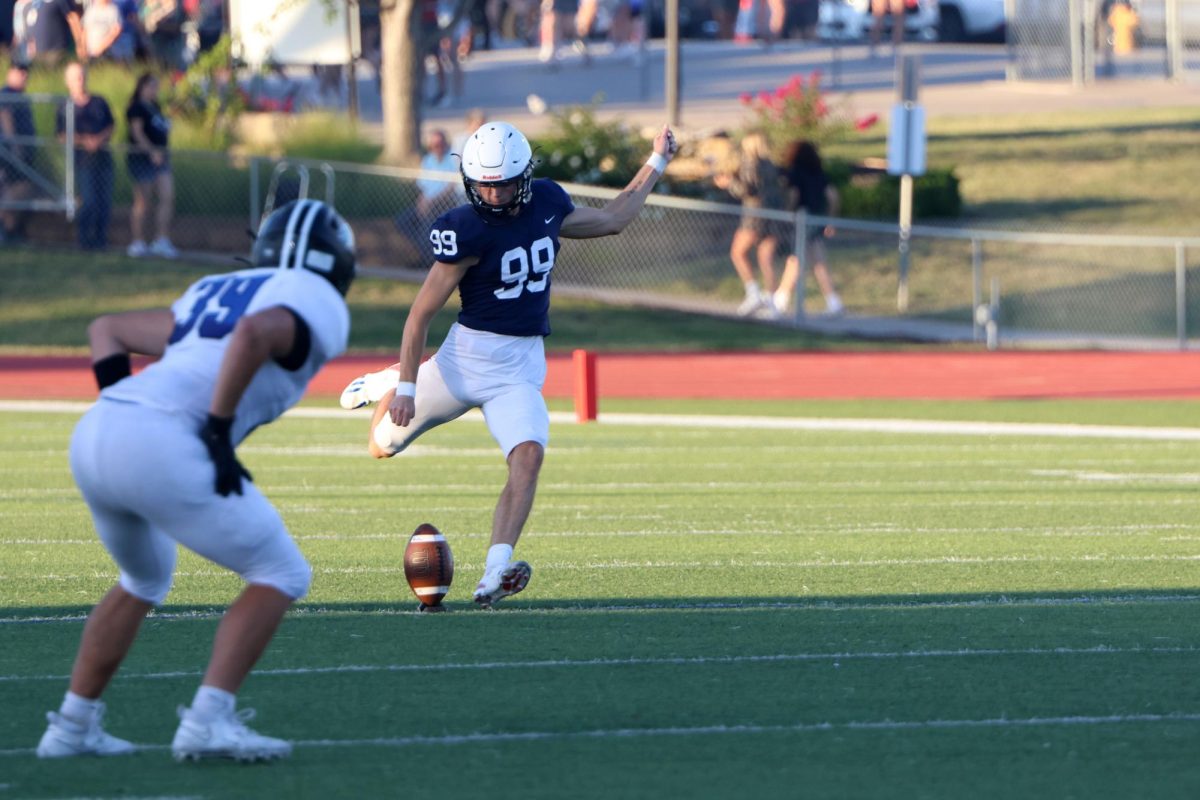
[355,40,1200,137]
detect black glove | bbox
[198,414,253,497]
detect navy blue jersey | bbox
[429,179,575,337]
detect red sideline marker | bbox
[573,349,597,423]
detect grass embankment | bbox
[0,250,846,352]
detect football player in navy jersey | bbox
[341,120,677,608]
[37,201,356,763]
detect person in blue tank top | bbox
[341,120,677,609]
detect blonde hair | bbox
[740,133,770,161]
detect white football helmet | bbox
[459,121,534,216]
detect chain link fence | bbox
[1009,0,1200,83]
[6,146,1200,349]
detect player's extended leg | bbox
[474,384,549,607]
[474,442,542,607]
[369,359,474,459]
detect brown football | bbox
[403,523,454,608]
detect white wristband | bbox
[395,381,416,398]
[646,152,668,174]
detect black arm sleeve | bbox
[93,353,132,389]
[274,307,312,371]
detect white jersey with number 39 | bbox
[102,267,350,444]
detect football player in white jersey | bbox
[36,200,356,762]
[341,121,677,608]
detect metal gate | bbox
[0,93,77,224]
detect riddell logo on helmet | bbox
[481,173,503,180]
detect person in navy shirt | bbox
[341,120,677,608]
[55,62,113,249]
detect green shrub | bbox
[837,164,962,221]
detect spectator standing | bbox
[538,0,588,66]
[12,0,37,63]
[1108,0,1139,55]
[1,0,14,56]
[114,0,146,61]
[56,62,114,250]
[775,139,842,316]
[83,0,129,61]
[1,63,35,244]
[869,0,905,56]
[125,73,177,258]
[142,0,185,69]
[714,132,787,318]
[33,0,86,66]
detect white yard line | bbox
[1,645,1197,685]
[4,553,1198,582]
[1,713,1198,757]
[2,592,1198,625]
[6,401,1200,441]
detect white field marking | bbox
[1032,469,1200,484]
[8,401,1200,442]
[2,714,1200,757]
[6,478,1171,498]
[7,553,1200,582]
[2,644,1198,685]
[6,524,1193,547]
[2,593,1200,626]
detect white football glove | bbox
[338,365,402,410]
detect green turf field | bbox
[1,400,1199,798]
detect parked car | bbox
[937,0,1006,41]
[818,0,940,43]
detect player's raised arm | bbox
[559,124,678,240]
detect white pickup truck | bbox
[937,0,1007,41]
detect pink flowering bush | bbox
[739,72,878,157]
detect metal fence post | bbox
[1176,242,1187,350]
[249,157,260,232]
[1004,0,1016,83]
[1167,0,1183,81]
[1069,0,1084,87]
[64,99,76,221]
[792,209,808,324]
[971,237,983,342]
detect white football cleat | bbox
[171,705,292,763]
[36,704,136,758]
[473,561,532,609]
[339,365,401,410]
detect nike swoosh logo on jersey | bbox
[544,216,555,224]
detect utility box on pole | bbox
[887,55,925,312]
